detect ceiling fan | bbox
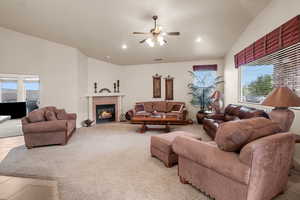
[133,15,180,47]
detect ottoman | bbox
[150,131,201,167]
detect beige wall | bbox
[87,58,122,95]
[0,27,90,126]
[0,27,79,112]
[224,0,300,133]
[121,60,224,120]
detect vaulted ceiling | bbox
[0,0,272,65]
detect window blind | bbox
[235,15,300,68]
[193,64,217,71]
[245,42,300,95]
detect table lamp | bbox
[261,87,300,132]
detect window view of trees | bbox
[240,65,273,103]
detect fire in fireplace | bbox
[96,104,115,123]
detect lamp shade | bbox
[261,87,300,107]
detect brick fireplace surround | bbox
[87,93,124,122]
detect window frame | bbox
[238,64,274,105]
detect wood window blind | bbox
[235,15,300,68]
[193,64,218,71]
[245,42,300,95]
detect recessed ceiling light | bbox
[196,37,202,43]
[105,56,111,59]
[122,44,127,49]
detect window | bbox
[24,80,40,112]
[240,65,274,103]
[0,80,18,103]
[239,42,300,104]
[194,70,217,88]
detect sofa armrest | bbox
[206,113,225,120]
[239,132,294,199]
[22,120,68,134]
[66,113,77,120]
[21,117,30,125]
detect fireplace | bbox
[96,104,115,123]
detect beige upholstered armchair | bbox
[173,118,295,200]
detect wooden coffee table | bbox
[131,116,180,133]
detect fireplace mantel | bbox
[86,93,125,97]
[87,93,125,122]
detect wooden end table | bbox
[131,116,180,133]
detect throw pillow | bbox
[224,114,239,122]
[55,109,68,120]
[45,111,57,121]
[215,117,282,152]
[171,104,183,113]
[28,109,45,123]
[135,104,145,112]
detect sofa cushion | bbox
[215,117,282,152]
[45,111,57,121]
[224,104,241,116]
[55,109,68,120]
[141,102,153,112]
[152,101,167,112]
[237,106,269,119]
[224,114,239,122]
[28,109,45,123]
[170,104,183,113]
[135,104,145,112]
[44,106,57,113]
[151,131,200,154]
[167,102,185,112]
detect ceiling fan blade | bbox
[133,32,150,35]
[167,32,180,36]
[139,39,146,43]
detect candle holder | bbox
[113,82,117,93]
[94,82,97,93]
[117,80,120,93]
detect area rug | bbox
[0,123,212,200]
[0,123,299,200]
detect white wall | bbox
[77,51,89,124]
[121,60,224,120]
[224,0,300,133]
[87,58,122,94]
[0,27,80,114]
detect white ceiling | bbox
[0,0,272,65]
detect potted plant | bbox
[188,71,224,114]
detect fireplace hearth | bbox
[96,104,115,123]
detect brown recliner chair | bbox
[173,118,295,200]
[22,106,76,148]
[203,104,269,139]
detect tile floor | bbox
[0,136,59,200]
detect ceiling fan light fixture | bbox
[157,36,165,46]
[146,38,155,47]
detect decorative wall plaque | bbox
[153,74,162,98]
[165,75,174,100]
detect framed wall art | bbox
[153,74,161,98]
[165,75,174,100]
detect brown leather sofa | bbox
[21,106,76,148]
[173,118,295,200]
[203,104,269,139]
[126,101,187,121]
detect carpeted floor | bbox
[0,119,22,138]
[0,123,299,200]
